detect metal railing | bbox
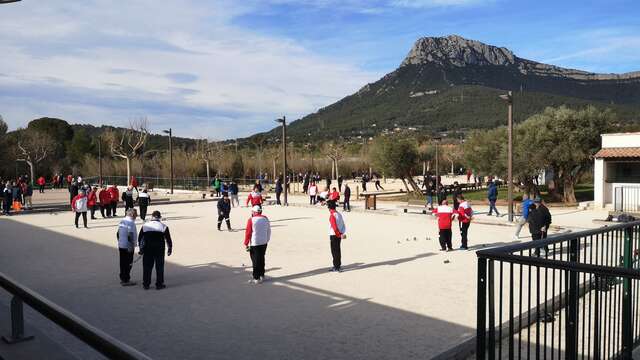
[0,271,151,359]
[614,186,640,213]
[476,220,640,359]
[83,176,266,191]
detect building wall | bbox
[601,133,640,148]
[594,158,605,208]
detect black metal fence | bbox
[476,220,640,359]
[1,271,151,359]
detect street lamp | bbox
[275,116,287,206]
[499,91,514,222]
[97,136,103,186]
[433,137,441,204]
[163,128,174,194]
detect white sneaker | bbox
[256,277,264,284]
[247,279,257,285]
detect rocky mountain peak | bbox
[401,34,516,67]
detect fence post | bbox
[566,238,579,360]
[1,296,34,344]
[476,257,487,360]
[621,227,633,359]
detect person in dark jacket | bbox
[2,181,12,215]
[275,177,283,206]
[425,181,435,210]
[452,182,462,210]
[229,181,239,207]
[217,194,232,231]
[137,188,151,220]
[337,176,343,192]
[343,184,351,212]
[535,198,552,239]
[527,203,548,256]
[122,186,135,212]
[487,180,500,217]
[138,211,173,290]
[69,180,79,206]
[361,175,367,192]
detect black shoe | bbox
[217,227,221,231]
[121,281,137,287]
[156,284,166,290]
[143,285,150,290]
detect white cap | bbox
[252,205,262,213]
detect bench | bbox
[402,199,430,214]
[360,190,406,210]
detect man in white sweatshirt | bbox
[117,208,138,286]
[244,205,271,284]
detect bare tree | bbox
[16,129,56,184]
[104,118,148,183]
[323,142,345,181]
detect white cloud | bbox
[0,1,380,138]
[390,0,493,7]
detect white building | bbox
[594,132,640,212]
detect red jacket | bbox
[87,191,97,207]
[246,191,263,206]
[457,201,473,224]
[130,176,138,187]
[98,189,110,204]
[66,175,73,184]
[432,205,455,230]
[37,176,46,186]
[107,187,119,203]
[329,191,340,202]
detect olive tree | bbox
[370,136,421,195]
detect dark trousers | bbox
[217,214,231,230]
[532,233,549,256]
[39,185,45,193]
[488,200,499,215]
[90,205,97,219]
[330,235,342,270]
[139,205,147,220]
[276,191,282,205]
[101,204,110,217]
[439,229,452,250]
[124,201,133,212]
[343,197,350,211]
[249,244,268,280]
[111,202,117,216]
[459,222,470,248]
[75,212,87,227]
[119,248,133,282]
[310,196,317,205]
[375,182,384,190]
[143,247,165,287]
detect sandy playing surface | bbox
[0,189,610,359]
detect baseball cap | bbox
[252,205,262,213]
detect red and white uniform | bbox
[432,204,455,230]
[329,190,340,202]
[246,191,263,207]
[107,186,119,204]
[457,201,473,224]
[37,176,46,186]
[98,188,110,204]
[329,209,346,237]
[71,194,88,212]
[87,190,97,207]
[244,214,271,246]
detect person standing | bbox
[457,196,473,250]
[337,176,343,192]
[514,195,534,240]
[343,184,351,212]
[71,189,89,228]
[99,185,111,218]
[275,177,283,205]
[138,211,173,290]
[217,194,232,231]
[374,176,384,191]
[452,182,462,210]
[329,187,340,202]
[487,180,500,217]
[244,205,271,284]
[536,198,552,239]
[303,173,310,194]
[308,182,318,205]
[527,203,548,256]
[361,175,367,192]
[37,176,46,193]
[327,200,347,272]
[108,185,119,217]
[433,199,455,251]
[130,176,139,192]
[87,186,98,219]
[2,182,12,215]
[137,188,151,220]
[117,209,138,286]
[229,181,239,207]
[23,182,33,210]
[245,185,263,208]
[69,180,79,206]
[122,186,135,212]
[425,181,435,210]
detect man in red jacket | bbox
[432,199,455,251]
[245,185,263,208]
[98,185,111,217]
[87,186,98,219]
[108,185,120,217]
[37,176,46,193]
[328,187,340,202]
[457,195,473,250]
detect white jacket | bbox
[328,210,346,236]
[308,185,318,196]
[244,215,271,246]
[117,216,137,251]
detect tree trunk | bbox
[335,159,339,181]
[126,157,131,185]
[562,177,577,204]
[422,161,426,176]
[426,160,431,172]
[206,160,210,185]
[27,160,34,186]
[400,177,411,193]
[450,160,454,175]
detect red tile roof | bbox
[595,147,640,158]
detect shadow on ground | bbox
[0,218,474,360]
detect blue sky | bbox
[1,0,638,139]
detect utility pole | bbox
[163,128,174,194]
[434,137,441,204]
[275,116,288,206]
[500,91,514,222]
[98,136,103,186]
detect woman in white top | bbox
[308,182,318,205]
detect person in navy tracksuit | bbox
[138,211,173,290]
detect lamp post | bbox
[275,116,287,206]
[499,91,514,222]
[163,128,174,194]
[434,137,441,204]
[97,136,103,186]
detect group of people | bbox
[2,175,34,214]
[432,195,474,251]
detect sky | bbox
[1,0,639,139]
